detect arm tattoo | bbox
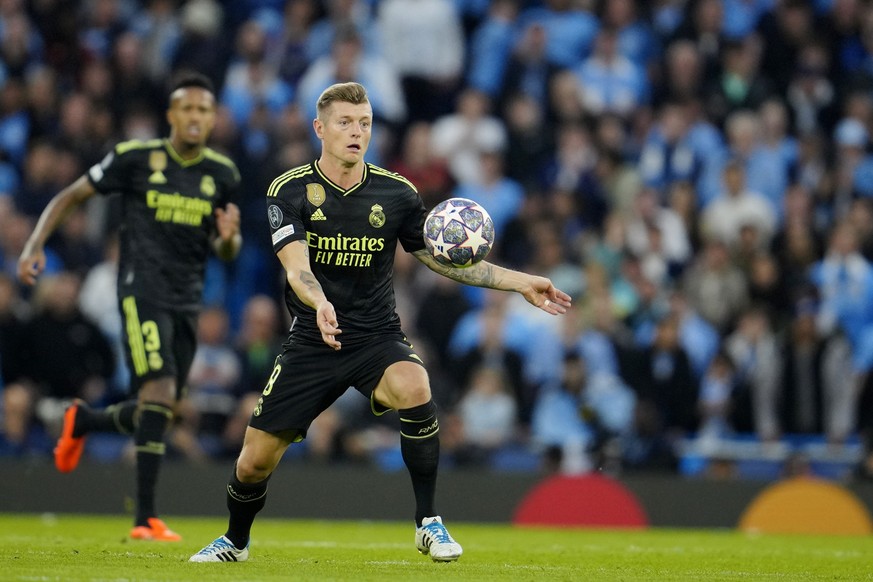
[455,262,498,287]
[413,249,500,288]
[299,270,322,294]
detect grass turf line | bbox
[3,513,873,581]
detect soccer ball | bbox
[423,197,495,268]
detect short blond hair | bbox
[316,82,369,120]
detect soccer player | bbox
[17,72,242,542]
[190,82,571,564]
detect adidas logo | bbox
[311,208,327,221]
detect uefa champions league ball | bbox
[423,198,495,268]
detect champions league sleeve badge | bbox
[268,205,283,229]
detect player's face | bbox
[166,87,216,149]
[315,101,372,166]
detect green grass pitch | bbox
[3,513,873,581]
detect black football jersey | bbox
[88,138,240,311]
[266,161,427,346]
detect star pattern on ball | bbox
[462,221,490,257]
[428,227,454,263]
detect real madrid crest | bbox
[306,183,326,207]
[369,204,386,228]
[200,175,216,197]
[148,150,167,183]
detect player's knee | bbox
[377,361,431,409]
[235,460,270,483]
[377,382,431,410]
[235,453,278,482]
[138,377,176,407]
[402,384,432,408]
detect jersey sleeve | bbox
[267,192,306,253]
[398,188,428,254]
[213,154,242,210]
[87,146,132,195]
[217,164,241,209]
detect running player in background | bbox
[17,72,242,542]
[190,82,570,563]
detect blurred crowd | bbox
[3,0,873,478]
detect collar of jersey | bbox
[163,138,205,167]
[314,160,368,196]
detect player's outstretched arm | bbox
[277,240,342,350]
[17,175,96,286]
[212,202,242,261]
[412,249,571,315]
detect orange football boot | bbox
[130,518,182,542]
[54,400,87,473]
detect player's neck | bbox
[317,157,364,190]
[167,136,205,161]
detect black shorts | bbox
[249,334,425,437]
[119,295,197,397]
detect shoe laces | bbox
[198,537,235,555]
[424,521,453,544]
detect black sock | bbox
[399,400,440,526]
[76,400,137,437]
[225,462,270,550]
[134,402,172,526]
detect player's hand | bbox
[17,246,46,286]
[215,202,241,241]
[316,301,342,350]
[523,275,571,315]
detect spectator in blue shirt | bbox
[575,27,649,119]
[602,0,661,70]
[722,104,797,221]
[810,220,873,349]
[465,0,519,99]
[640,99,725,206]
[221,19,295,128]
[639,101,705,196]
[518,0,599,69]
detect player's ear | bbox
[313,117,324,140]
